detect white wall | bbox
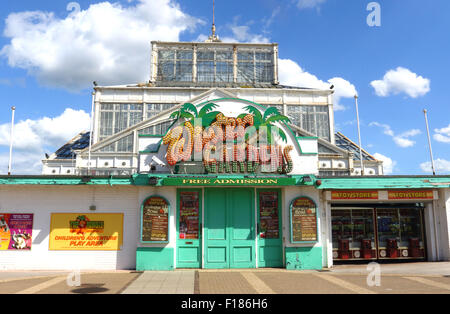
[0,185,142,270]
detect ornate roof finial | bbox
[206,0,221,42]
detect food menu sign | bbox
[179,192,200,240]
[142,196,169,242]
[259,192,279,239]
[0,214,33,250]
[290,197,318,243]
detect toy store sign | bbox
[331,191,379,200]
[388,190,434,200]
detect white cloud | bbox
[373,152,396,175]
[297,0,327,10]
[1,0,202,91]
[369,122,421,148]
[0,152,43,175]
[434,124,450,143]
[221,24,270,43]
[197,16,270,44]
[278,59,356,110]
[0,108,90,175]
[420,159,450,174]
[370,67,430,98]
[0,108,90,152]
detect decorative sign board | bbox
[290,197,318,243]
[141,196,170,243]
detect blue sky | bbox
[0,0,449,175]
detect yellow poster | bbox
[49,213,123,251]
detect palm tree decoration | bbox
[238,105,291,145]
[170,102,221,127]
[164,103,294,174]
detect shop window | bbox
[332,206,425,261]
[259,191,280,239]
[179,191,200,240]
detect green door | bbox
[257,189,283,267]
[176,189,202,268]
[204,188,256,269]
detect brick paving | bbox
[198,272,257,294]
[0,266,450,294]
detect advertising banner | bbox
[49,213,123,251]
[0,214,34,250]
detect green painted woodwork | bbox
[176,189,202,268]
[0,175,134,186]
[316,176,450,190]
[2,175,449,190]
[163,177,299,186]
[285,246,322,270]
[136,247,174,271]
[257,189,283,268]
[204,188,256,269]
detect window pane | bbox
[237,62,254,83]
[176,61,193,82]
[197,61,214,82]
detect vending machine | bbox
[408,238,422,258]
[386,238,399,258]
[361,239,373,259]
[338,239,350,259]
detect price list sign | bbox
[291,197,318,243]
[179,192,200,240]
[142,197,169,242]
[259,192,279,239]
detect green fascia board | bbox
[316,176,450,190]
[135,174,317,187]
[0,173,319,187]
[0,176,134,186]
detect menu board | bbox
[179,192,200,240]
[259,192,279,239]
[142,197,169,242]
[291,197,318,243]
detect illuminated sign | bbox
[162,103,294,174]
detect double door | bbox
[176,188,283,269]
[204,188,256,269]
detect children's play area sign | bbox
[49,213,123,251]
